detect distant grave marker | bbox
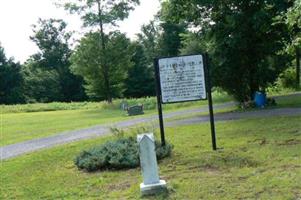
[120,101,128,110]
[127,105,144,116]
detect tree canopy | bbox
[0,1,299,104]
[25,18,86,102]
[124,42,155,98]
[61,0,140,102]
[165,0,293,102]
[70,32,133,100]
[286,0,301,51]
[0,44,24,104]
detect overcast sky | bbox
[0,0,160,63]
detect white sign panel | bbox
[158,55,206,103]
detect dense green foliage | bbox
[0,45,24,104]
[158,2,186,57]
[63,0,140,102]
[22,62,62,103]
[180,32,207,55]
[158,22,186,57]
[286,0,301,51]
[124,42,155,97]
[166,0,293,102]
[275,67,298,89]
[71,32,133,100]
[75,137,172,172]
[285,0,301,87]
[19,19,87,103]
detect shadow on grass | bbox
[177,150,260,171]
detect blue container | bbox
[254,92,266,108]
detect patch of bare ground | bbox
[277,139,301,146]
[279,164,301,170]
[251,138,269,145]
[107,181,132,191]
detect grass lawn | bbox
[274,93,301,108]
[2,91,300,147]
[1,108,147,146]
[165,93,301,123]
[1,115,300,199]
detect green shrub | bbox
[75,137,172,172]
[110,127,126,139]
[275,67,297,89]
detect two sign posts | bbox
[154,54,217,150]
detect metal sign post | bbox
[204,54,217,150]
[154,59,166,146]
[154,54,217,150]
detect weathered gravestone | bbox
[137,133,167,196]
[120,100,128,111]
[127,105,144,116]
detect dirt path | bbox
[1,94,300,160]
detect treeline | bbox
[0,0,300,105]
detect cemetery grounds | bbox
[0,91,300,199]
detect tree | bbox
[0,44,24,104]
[285,0,301,87]
[166,0,292,102]
[158,1,186,57]
[29,18,86,102]
[137,21,160,67]
[124,42,155,97]
[158,22,186,57]
[286,0,301,49]
[70,32,133,100]
[179,32,208,55]
[61,0,139,102]
[130,12,186,98]
[22,60,62,103]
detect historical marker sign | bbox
[154,54,217,150]
[158,55,206,103]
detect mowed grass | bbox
[274,93,301,108]
[0,91,232,147]
[165,93,301,123]
[1,109,130,146]
[1,115,300,199]
[1,92,300,147]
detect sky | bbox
[0,0,160,63]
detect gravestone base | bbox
[140,180,167,196]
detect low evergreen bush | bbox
[75,137,172,172]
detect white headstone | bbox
[137,133,167,195]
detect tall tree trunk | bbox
[296,47,300,88]
[248,64,259,101]
[248,66,255,101]
[97,0,112,103]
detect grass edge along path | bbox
[2,92,300,147]
[0,102,235,160]
[1,90,233,147]
[0,115,300,199]
[1,106,300,161]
